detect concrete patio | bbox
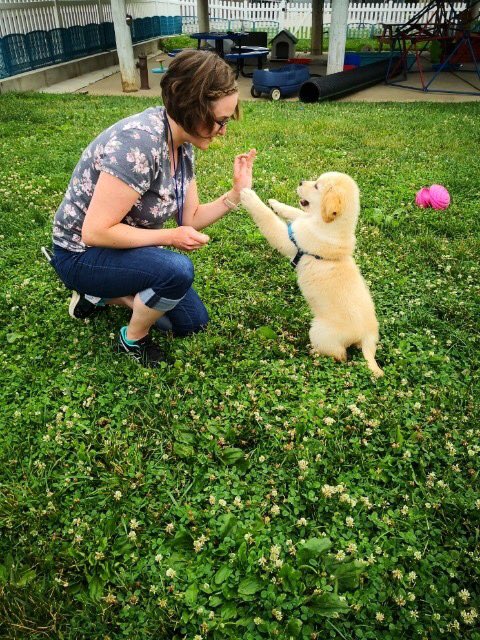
[40,51,480,103]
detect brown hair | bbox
[160,49,239,137]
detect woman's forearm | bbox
[82,222,176,249]
[190,189,240,230]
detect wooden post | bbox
[326,0,348,75]
[197,0,209,32]
[110,0,139,92]
[311,0,323,56]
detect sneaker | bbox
[69,291,104,320]
[118,326,166,368]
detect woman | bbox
[51,50,256,368]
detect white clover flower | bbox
[155,554,163,563]
[208,495,216,505]
[345,516,354,528]
[165,523,175,534]
[335,550,346,561]
[459,589,470,603]
[270,545,281,561]
[128,530,137,540]
[321,484,336,498]
[254,617,263,625]
[233,496,243,507]
[166,568,176,579]
[460,608,478,624]
[113,490,122,501]
[95,551,105,561]
[129,518,140,530]
[258,455,266,463]
[296,517,307,527]
[193,535,208,553]
[407,571,417,582]
[346,542,357,554]
[323,416,335,425]
[413,550,422,560]
[298,459,309,471]
[258,556,267,567]
[375,612,385,622]
[392,569,403,580]
[409,610,419,619]
[401,505,409,515]
[270,504,280,516]
[272,608,283,621]
[218,498,227,507]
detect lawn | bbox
[0,93,479,640]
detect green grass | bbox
[0,93,479,640]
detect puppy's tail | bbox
[361,335,384,378]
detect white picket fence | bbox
[181,0,467,40]
[0,0,467,38]
[0,0,180,36]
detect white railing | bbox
[0,0,467,38]
[180,0,466,39]
[0,0,180,36]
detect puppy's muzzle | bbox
[297,182,310,207]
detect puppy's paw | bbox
[268,198,281,212]
[241,188,261,211]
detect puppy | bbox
[241,172,384,377]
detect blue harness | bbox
[287,223,324,269]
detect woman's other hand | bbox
[172,225,210,251]
[232,149,257,196]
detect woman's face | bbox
[189,92,239,150]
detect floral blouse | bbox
[53,106,195,252]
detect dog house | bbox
[270,30,298,60]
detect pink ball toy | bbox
[415,187,431,208]
[429,184,450,210]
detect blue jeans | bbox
[52,245,209,337]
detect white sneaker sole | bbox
[68,291,80,319]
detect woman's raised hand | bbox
[232,149,257,196]
[172,225,209,251]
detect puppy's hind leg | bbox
[309,319,347,362]
[361,334,384,378]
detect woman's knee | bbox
[163,253,195,295]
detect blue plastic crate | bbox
[49,28,67,62]
[100,22,115,50]
[1,34,31,75]
[67,26,88,58]
[25,30,53,69]
[0,39,11,78]
[152,16,161,37]
[84,23,102,55]
[174,16,182,34]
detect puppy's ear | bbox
[321,187,343,224]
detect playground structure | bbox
[384,0,480,95]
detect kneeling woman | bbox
[51,50,256,367]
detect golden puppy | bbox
[241,172,384,377]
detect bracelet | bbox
[224,195,239,210]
